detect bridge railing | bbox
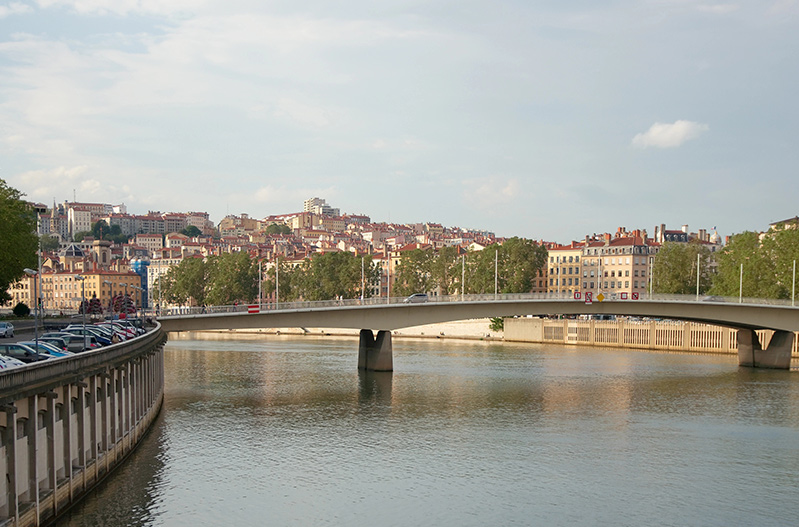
[154,291,798,318]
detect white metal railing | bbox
[153,292,799,318]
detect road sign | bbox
[573,292,582,300]
[596,293,605,302]
[585,292,593,304]
[248,304,260,314]
[620,292,628,300]
[631,292,639,300]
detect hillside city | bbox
[2,196,743,313]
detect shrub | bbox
[13,302,30,317]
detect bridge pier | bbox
[358,329,393,372]
[737,329,794,369]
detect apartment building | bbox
[547,242,584,295]
[581,230,658,297]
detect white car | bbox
[0,322,14,338]
[0,354,26,370]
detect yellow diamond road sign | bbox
[596,293,605,302]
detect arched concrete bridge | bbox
[157,293,799,371]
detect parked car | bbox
[42,332,100,352]
[403,293,429,304]
[0,354,26,370]
[64,326,112,346]
[0,343,53,363]
[39,336,69,351]
[0,321,14,338]
[18,341,75,358]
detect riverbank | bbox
[170,318,501,341]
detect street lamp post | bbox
[120,283,128,318]
[23,268,39,351]
[75,275,86,350]
[103,280,113,320]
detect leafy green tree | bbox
[13,302,30,317]
[265,223,292,235]
[73,231,89,242]
[652,241,713,295]
[181,225,202,237]
[709,227,799,299]
[393,248,433,296]
[40,234,61,252]
[206,251,259,305]
[430,246,461,295]
[465,238,547,294]
[263,253,380,301]
[489,317,504,332]
[0,179,38,303]
[158,257,209,306]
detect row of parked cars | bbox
[0,320,146,371]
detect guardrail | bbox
[0,323,166,403]
[155,292,799,317]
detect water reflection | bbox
[56,337,799,527]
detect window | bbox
[634,281,638,288]
[568,278,573,285]
[575,256,580,262]
[568,256,573,263]
[625,281,629,288]
[575,278,579,286]
[625,270,630,277]
[16,418,27,439]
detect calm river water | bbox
[57,335,799,526]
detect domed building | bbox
[61,244,86,272]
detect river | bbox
[56,334,799,526]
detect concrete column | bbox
[738,329,793,369]
[3,405,18,522]
[27,396,39,523]
[358,329,394,372]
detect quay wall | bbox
[0,325,167,527]
[504,317,799,357]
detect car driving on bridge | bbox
[403,293,429,303]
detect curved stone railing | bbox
[0,324,167,527]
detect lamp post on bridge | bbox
[23,268,39,351]
[75,275,86,350]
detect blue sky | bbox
[1,0,797,241]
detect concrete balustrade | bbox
[0,324,167,527]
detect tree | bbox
[465,238,547,295]
[265,223,291,235]
[181,225,202,238]
[206,251,259,305]
[652,241,713,295]
[709,227,799,299]
[40,234,60,252]
[393,248,433,296]
[73,231,89,242]
[13,302,30,317]
[159,257,209,306]
[0,179,38,304]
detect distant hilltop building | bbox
[303,197,340,217]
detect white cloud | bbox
[695,4,740,14]
[0,2,33,17]
[461,176,520,211]
[632,120,709,148]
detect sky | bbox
[1,0,797,242]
